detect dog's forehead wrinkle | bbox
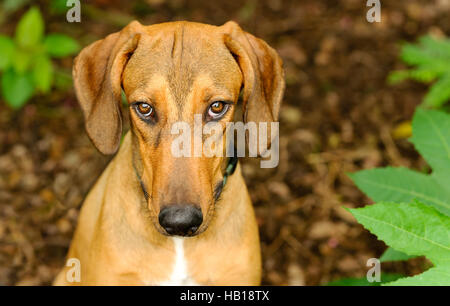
[167,66,194,109]
[170,23,185,64]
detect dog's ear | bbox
[73,21,143,154]
[222,21,285,148]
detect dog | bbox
[54,20,284,285]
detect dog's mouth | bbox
[153,218,210,238]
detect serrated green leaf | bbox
[15,7,44,49]
[350,108,450,285]
[391,36,450,110]
[423,73,450,108]
[401,36,450,68]
[32,55,53,93]
[388,69,439,84]
[44,34,80,58]
[387,70,411,84]
[411,109,450,180]
[0,36,15,71]
[349,167,450,216]
[383,266,450,286]
[380,247,417,262]
[1,69,34,109]
[418,36,450,59]
[348,201,450,266]
[409,69,440,83]
[401,43,435,66]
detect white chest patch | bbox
[158,237,199,286]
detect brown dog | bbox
[54,20,284,285]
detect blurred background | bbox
[0,0,449,285]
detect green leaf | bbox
[348,167,450,216]
[325,273,403,286]
[384,266,450,286]
[44,34,80,58]
[380,247,417,262]
[50,0,71,14]
[411,108,450,179]
[348,201,450,266]
[0,35,15,71]
[418,36,450,58]
[391,36,450,109]
[401,36,450,68]
[12,48,32,73]
[388,69,438,84]
[15,7,44,49]
[1,69,34,109]
[423,73,450,108]
[32,55,53,93]
[387,70,411,84]
[350,108,450,285]
[401,43,435,66]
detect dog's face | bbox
[73,21,284,237]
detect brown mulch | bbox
[0,0,449,285]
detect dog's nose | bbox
[158,204,203,236]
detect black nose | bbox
[158,204,203,236]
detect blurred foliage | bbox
[389,36,450,110]
[0,6,80,109]
[50,0,70,15]
[0,0,31,24]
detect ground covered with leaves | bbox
[0,0,449,285]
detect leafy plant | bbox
[348,108,450,285]
[388,35,450,109]
[0,6,80,109]
[325,273,403,286]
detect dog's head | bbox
[73,21,284,237]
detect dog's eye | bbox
[207,101,229,120]
[134,102,154,119]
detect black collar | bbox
[133,163,150,201]
[133,156,238,202]
[221,155,238,187]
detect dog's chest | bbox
[155,237,199,286]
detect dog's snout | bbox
[158,204,203,236]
